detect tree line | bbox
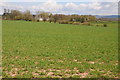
[2,9,97,25]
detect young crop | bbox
[2,20,118,78]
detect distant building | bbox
[39,18,43,21]
[34,15,49,21]
[46,18,49,21]
[2,9,12,20]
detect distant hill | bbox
[95,15,119,19]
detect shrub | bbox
[96,24,99,27]
[58,20,68,24]
[88,23,91,26]
[82,22,91,26]
[43,19,46,22]
[96,24,103,27]
[28,20,32,21]
[103,24,107,27]
[68,22,74,24]
[72,22,80,25]
[37,20,39,22]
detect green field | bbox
[2,20,118,78]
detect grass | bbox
[2,20,118,78]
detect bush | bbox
[88,23,91,26]
[96,24,103,27]
[103,24,107,27]
[72,22,80,25]
[58,20,68,24]
[37,20,39,22]
[68,22,74,24]
[28,20,32,21]
[96,24,99,27]
[43,19,46,22]
[82,22,91,26]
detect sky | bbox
[0,0,119,15]
[0,0,119,2]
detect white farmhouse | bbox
[34,15,50,21]
[39,18,43,21]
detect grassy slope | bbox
[2,20,118,78]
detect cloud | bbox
[88,2,102,10]
[41,1,63,12]
[0,1,118,15]
[0,2,8,6]
[1,0,119,2]
[65,3,78,9]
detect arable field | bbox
[2,20,118,78]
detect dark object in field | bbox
[88,23,91,26]
[49,20,52,23]
[103,24,107,27]
[37,20,39,22]
[29,20,32,21]
[43,18,46,22]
